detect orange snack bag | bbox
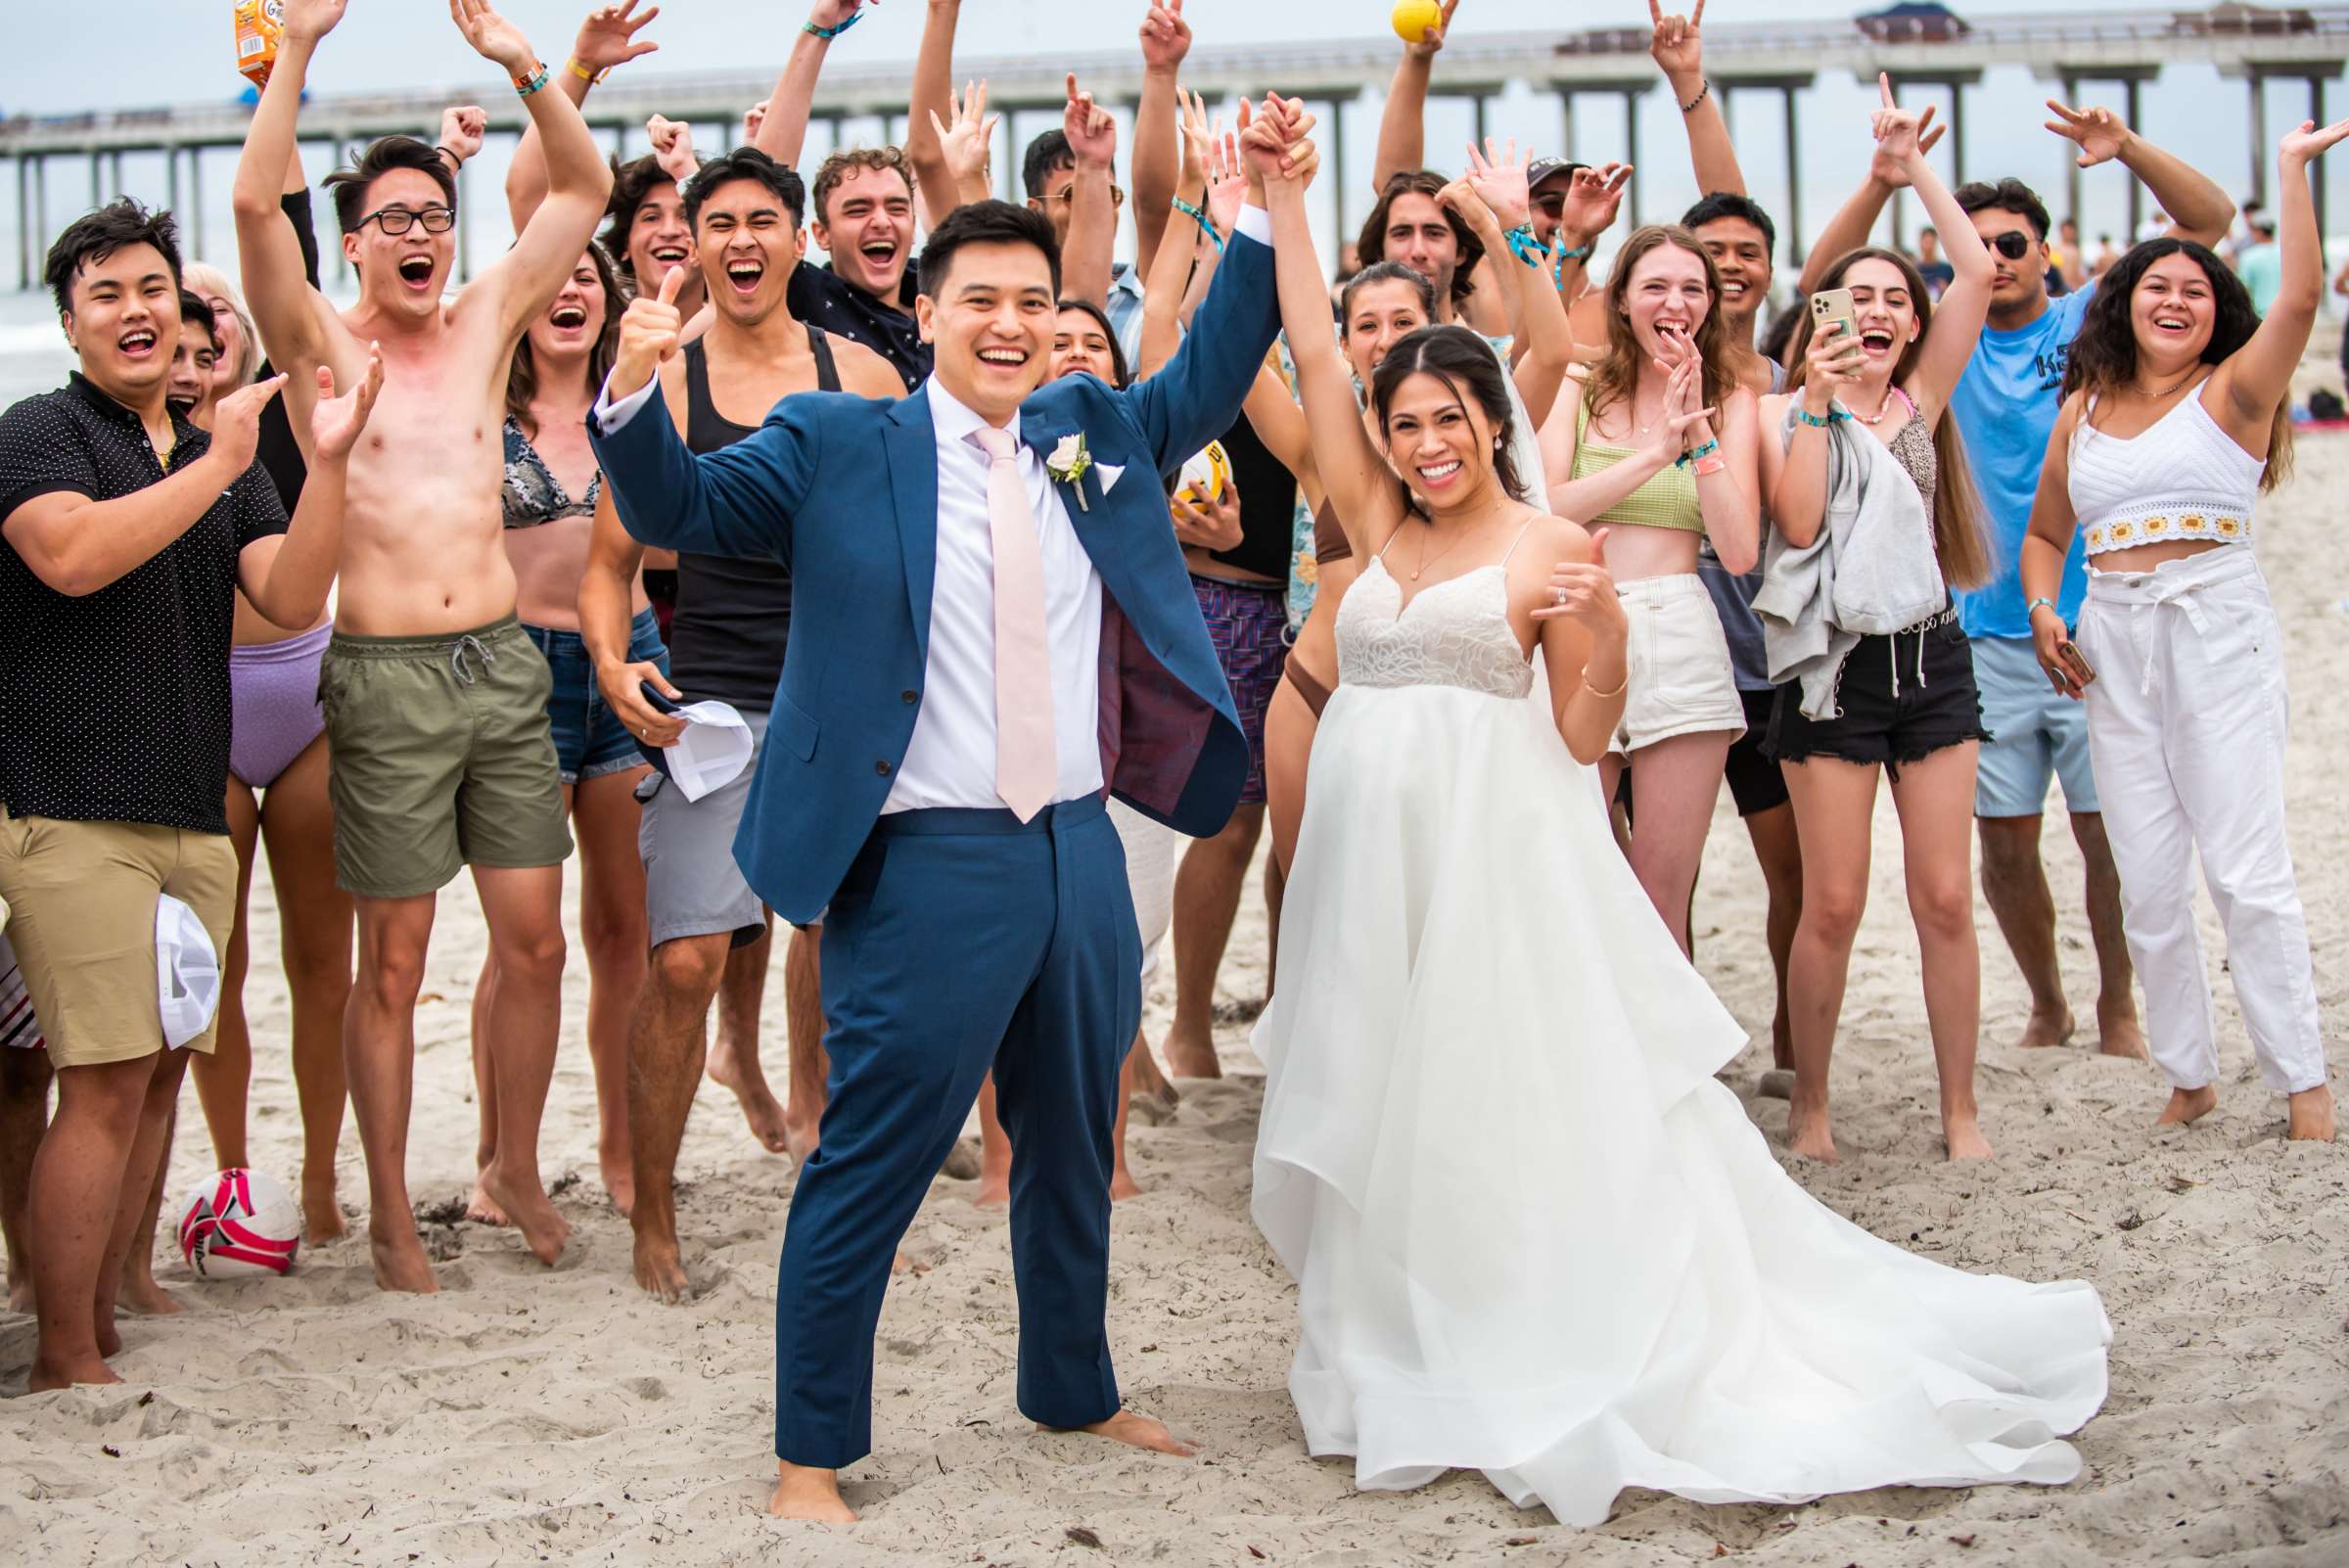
[234,0,285,89]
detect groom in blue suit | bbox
[590,128,1288,1518]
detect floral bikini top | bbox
[500,418,602,530]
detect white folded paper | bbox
[664,700,757,802]
[156,893,222,1050]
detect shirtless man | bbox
[232,0,614,1293]
[577,149,902,1303]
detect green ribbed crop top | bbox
[1568,395,1705,533]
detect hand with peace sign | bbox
[612,263,688,401]
[1866,103,1945,190]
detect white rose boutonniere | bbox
[1044,433,1093,512]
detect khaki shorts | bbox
[320,616,573,899]
[1613,573,1748,755]
[0,809,236,1068]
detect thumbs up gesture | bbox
[612,263,688,401]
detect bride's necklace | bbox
[1410,520,1472,582]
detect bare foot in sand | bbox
[2014,1005,2075,1049]
[1128,1043,1180,1115]
[1786,1105,1841,1164]
[2156,1084,2219,1127]
[479,1161,570,1266]
[632,1234,689,1304]
[369,1222,440,1294]
[465,1178,510,1227]
[302,1177,347,1244]
[1111,1167,1144,1202]
[708,1042,793,1156]
[116,1269,183,1317]
[783,1116,820,1167]
[2096,1004,2148,1062]
[27,1351,118,1393]
[92,1306,121,1358]
[8,1273,33,1314]
[2287,1084,2335,1141]
[1943,1111,1994,1161]
[1162,1028,1222,1080]
[1046,1408,1197,1457]
[769,1460,857,1522]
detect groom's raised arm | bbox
[588,265,815,564]
[1122,208,1280,477]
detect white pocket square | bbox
[1094,462,1126,494]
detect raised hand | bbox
[282,0,348,46]
[1646,0,1705,86]
[1867,104,1943,188]
[1064,74,1119,170]
[1463,137,1533,232]
[438,106,488,165]
[1406,0,1462,60]
[450,0,536,77]
[928,81,1000,190]
[310,346,386,462]
[612,264,687,398]
[1870,73,1926,164]
[1557,162,1632,246]
[1200,108,1249,231]
[1240,96,1313,187]
[1176,88,1214,192]
[1139,0,1192,71]
[2043,99,2133,169]
[646,115,699,187]
[743,99,770,146]
[1531,529,1628,634]
[1438,178,1503,245]
[572,1,661,74]
[806,0,866,33]
[2280,115,2349,166]
[1644,355,1715,460]
[207,374,289,478]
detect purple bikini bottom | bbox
[229,622,333,790]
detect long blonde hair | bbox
[178,262,259,389]
[1780,246,1993,588]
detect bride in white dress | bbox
[1243,105,2111,1527]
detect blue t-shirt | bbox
[1949,285,2096,641]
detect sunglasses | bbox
[1990,231,2034,261]
[358,205,456,236]
[1532,192,1567,218]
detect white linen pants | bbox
[2076,548,2326,1094]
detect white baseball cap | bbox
[156,893,221,1049]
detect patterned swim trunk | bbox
[1191,575,1290,806]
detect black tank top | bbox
[1206,410,1298,580]
[667,327,841,709]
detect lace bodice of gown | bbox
[1335,556,1536,701]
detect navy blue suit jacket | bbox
[590,227,1281,927]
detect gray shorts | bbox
[637,705,770,949]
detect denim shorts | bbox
[1970,632,2099,816]
[525,608,669,785]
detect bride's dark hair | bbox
[1368,324,1526,519]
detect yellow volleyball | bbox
[1177,440,1232,505]
[1391,0,1444,45]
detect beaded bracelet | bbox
[1675,438,1721,468]
[1173,196,1224,254]
[513,62,551,99]
[804,11,864,39]
[1791,406,1850,428]
[1680,77,1710,115]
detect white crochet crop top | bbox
[2066,387,2263,558]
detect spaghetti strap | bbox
[1498,516,1540,566]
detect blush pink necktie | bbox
[971,426,1056,821]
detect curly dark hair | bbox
[1358,171,1484,314]
[1368,324,1527,520]
[599,154,683,288]
[2062,236,2290,491]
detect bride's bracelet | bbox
[1582,663,1630,700]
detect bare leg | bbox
[975,1075,1010,1208]
[1264,676,1314,877]
[1622,731,1734,955]
[470,863,571,1268]
[347,894,441,1293]
[1742,801,1804,1071]
[575,768,654,1214]
[1890,745,1993,1160]
[707,918,794,1155]
[1110,1031,1144,1201]
[116,1105,183,1316]
[1780,756,1882,1165]
[464,947,505,1225]
[1127,1030,1176,1114]
[2067,811,2147,1059]
[255,739,354,1242]
[628,933,729,1302]
[1976,813,2075,1049]
[0,1047,55,1313]
[1164,804,1267,1078]
[188,779,260,1170]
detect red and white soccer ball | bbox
[177,1168,301,1278]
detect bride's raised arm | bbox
[1256,104,1407,560]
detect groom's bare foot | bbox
[2286,1084,2335,1141]
[769,1460,857,1522]
[1044,1408,1197,1457]
[2156,1084,2218,1127]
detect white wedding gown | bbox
[1250,549,2112,1527]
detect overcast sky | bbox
[0,1,2327,281]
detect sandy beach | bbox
[4,433,2346,1566]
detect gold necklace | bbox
[2132,365,2201,400]
[1410,520,1473,581]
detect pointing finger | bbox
[1878,71,1895,111]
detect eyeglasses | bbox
[1990,231,2034,260]
[358,206,457,236]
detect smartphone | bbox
[1809,287,1858,348]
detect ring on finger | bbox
[1552,587,1568,606]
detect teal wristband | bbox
[2026,596,2059,619]
[513,63,551,99]
[1173,196,1224,254]
[1792,407,1848,428]
[1675,438,1721,468]
[1556,242,1592,261]
[803,11,864,39]
[1503,222,1542,266]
